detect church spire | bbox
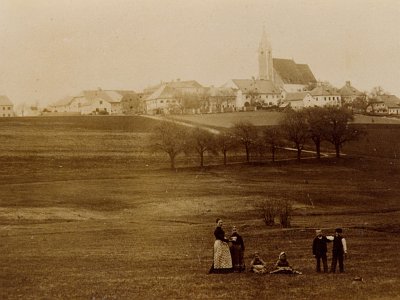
[258,26,273,81]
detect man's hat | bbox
[335,228,343,233]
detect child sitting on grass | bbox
[249,251,268,274]
[270,252,302,275]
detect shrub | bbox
[277,198,293,228]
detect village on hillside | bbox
[2,29,400,118]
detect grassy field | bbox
[1,116,400,299]
[166,111,400,128]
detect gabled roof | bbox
[207,86,236,97]
[144,80,203,95]
[0,95,13,106]
[78,97,107,107]
[273,58,317,85]
[339,81,362,97]
[310,86,341,96]
[232,79,281,94]
[285,91,311,101]
[83,90,123,103]
[145,85,176,101]
[52,96,74,107]
[377,95,400,108]
[167,80,203,89]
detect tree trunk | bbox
[223,150,227,166]
[296,145,301,161]
[200,152,204,167]
[169,154,175,169]
[272,146,276,162]
[245,145,250,162]
[335,143,341,158]
[315,140,321,159]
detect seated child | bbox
[270,252,302,275]
[249,251,268,274]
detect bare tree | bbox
[187,127,216,167]
[351,92,369,114]
[232,121,258,162]
[280,111,309,160]
[150,121,188,169]
[322,107,364,158]
[215,130,237,166]
[256,198,279,226]
[304,107,327,159]
[263,126,283,162]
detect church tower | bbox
[258,27,273,81]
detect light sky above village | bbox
[0,0,399,106]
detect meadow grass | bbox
[0,116,400,299]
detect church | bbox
[232,28,317,110]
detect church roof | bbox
[339,81,362,97]
[232,79,281,94]
[273,58,316,85]
[0,95,13,106]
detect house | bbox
[202,86,237,113]
[231,79,282,110]
[49,89,127,115]
[366,98,387,114]
[0,96,14,117]
[83,89,124,114]
[80,97,112,115]
[144,80,204,114]
[377,95,400,115]
[48,96,75,113]
[282,92,313,110]
[307,85,341,108]
[339,81,363,105]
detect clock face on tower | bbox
[260,51,264,55]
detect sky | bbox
[0,0,399,106]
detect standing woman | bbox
[209,218,233,273]
[229,226,245,272]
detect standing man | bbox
[312,229,330,273]
[328,228,348,273]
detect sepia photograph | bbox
[1,0,399,299]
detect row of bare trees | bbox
[150,107,364,169]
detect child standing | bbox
[327,228,348,273]
[312,229,330,273]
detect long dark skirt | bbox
[230,244,245,272]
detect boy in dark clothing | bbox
[312,229,330,273]
[327,228,348,273]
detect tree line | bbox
[150,106,364,169]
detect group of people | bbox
[209,218,348,275]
